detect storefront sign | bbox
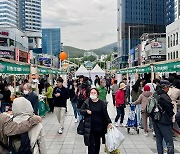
[154,61,180,72]
[0,31,9,36]
[0,61,30,74]
[151,42,162,48]
[148,55,166,60]
[15,48,19,62]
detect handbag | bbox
[77,118,85,135]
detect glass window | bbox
[171,52,172,59]
[168,36,170,48]
[173,34,175,46]
[168,53,170,60]
[0,37,8,46]
[170,35,172,47]
[176,32,178,45]
[176,51,178,58]
[173,51,175,59]
[10,39,14,46]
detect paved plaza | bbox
[42,94,180,154]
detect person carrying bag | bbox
[80,88,112,154]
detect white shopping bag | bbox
[105,125,125,152]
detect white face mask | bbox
[90,95,97,100]
[23,90,29,95]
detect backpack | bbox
[146,93,162,120]
[9,132,32,154]
[77,88,87,102]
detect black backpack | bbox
[9,132,32,154]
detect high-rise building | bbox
[166,0,175,25]
[42,28,61,56]
[117,0,166,68]
[0,0,18,27]
[18,0,41,32]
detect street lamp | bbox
[128,25,145,68]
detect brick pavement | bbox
[42,94,180,154]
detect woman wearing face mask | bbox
[80,88,112,154]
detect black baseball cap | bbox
[160,80,171,88]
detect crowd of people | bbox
[0,73,180,154]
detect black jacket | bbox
[53,86,69,107]
[24,92,38,115]
[156,89,174,125]
[80,99,111,146]
[69,86,77,101]
[2,90,11,103]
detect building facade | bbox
[166,18,180,60]
[117,0,166,68]
[0,0,18,27]
[18,0,41,32]
[140,33,166,64]
[0,27,29,62]
[42,28,61,56]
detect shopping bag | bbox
[105,145,120,154]
[105,126,125,152]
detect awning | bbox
[38,67,52,75]
[137,66,151,74]
[38,67,67,75]
[0,61,30,74]
[154,61,180,72]
[128,68,136,74]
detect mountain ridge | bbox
[64,42,117,58]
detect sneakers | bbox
[58,127,63,134]
[74,119,78,123]
[144,132,149,137]
[115,123,119,127]
[119,123,124,127]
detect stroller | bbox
[126,104,139,134]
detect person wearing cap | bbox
[53,78,69,134]
[153,80,174,154]
[0,94,42,153]
[114,83,126,127]
[133,85,152,136]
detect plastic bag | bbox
[105,126,125,152]
[105,145,120,154]
[128,111,136,121]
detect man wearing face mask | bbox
[97,79,107,102]
[23,83,39,115]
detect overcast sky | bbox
[42,0,117,50]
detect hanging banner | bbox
[137,66,151,74]
[154,61,180,72]
[38,67,52,75]
[0,61,30,74]
[128,68,136,74]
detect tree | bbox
[82,55,96,62]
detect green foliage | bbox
[82,55,96,62]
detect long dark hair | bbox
[132,79,141,92]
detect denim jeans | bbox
[71,100,78,119]
[77,109,83,122]
[136,104,142,126]
[0,102,6,113]
[153,121,174,154]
